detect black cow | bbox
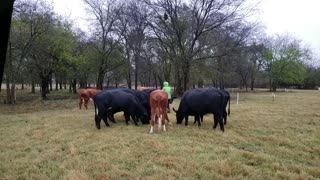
[142,88,158,95]
[102,88,154,125]
[118,89,151,124]
[93,90,147,129]
[173,88,225,131]
[192,88,230,125]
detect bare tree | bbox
[83,0,125,89]
[145,0,255,94]
[4,0,53,103]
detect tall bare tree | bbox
[83,0,124,89]
[146,0,255,94]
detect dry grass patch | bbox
[0,89,320,179]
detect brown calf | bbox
[149,90,169,133]
[79,88,102,109]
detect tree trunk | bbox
[153,72,158,89]
[96,69,104,90]
[183,71,189,92]
[272,82,277,91]
[79,80,86,88]
[127,70,132,89]
[10,83,16,104]
[55,76,58,91]
[197,79,203,88]
[72,79,77,94]
[158,75,163,89]
[64,80,66,89]
[21,79,24,90]
[134,66,138,90]
[41,77,49,100]
[97,75,103,90]
[250,78,255,91]
[59,80,62,90]
[174,73,183,96]
[6,77,11,104]
[182,58,190,92]
[69,80,72,93]
[49,77,52,91]
[5,41,15,104]
[31,80,35,94]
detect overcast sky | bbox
[53,0,320,63]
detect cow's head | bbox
[140,111,149,124]
[173,108,183,124]
[137,106,149,124]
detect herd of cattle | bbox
[79,87,230,133]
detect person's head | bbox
[163,81,169,87]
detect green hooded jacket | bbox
[162,82,171,99]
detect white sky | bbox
[260,0,320,62]
[53,0,320,64]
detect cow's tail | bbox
[228,95,230,116]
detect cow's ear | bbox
[172,108,177,113]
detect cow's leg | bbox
[162,113,166,131]
[224,110,227,125]
[108,113,116,123]
[201,115,204,122]
[150,115,155,134]
[150,110,155,133]
[218,115,224,132]
[195,115,201,127]
[157,115,162,131]
[132,115,138,126]
[135,115,141,123]
[102,117,110,127]
[95,115,102,129]
[185,115,189,126]
[213,114,218,129]
[79,98,83,109]
[84,98,89,109]
[124,113,130,125]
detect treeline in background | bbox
[2,0,320,104]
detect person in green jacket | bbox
[162,81,172,113]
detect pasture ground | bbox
[0,89,320,179]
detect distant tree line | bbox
[2,0,320,103]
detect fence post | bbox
[237,93,239,105]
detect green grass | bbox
[0,89,320,179]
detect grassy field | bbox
[0,89,320,179]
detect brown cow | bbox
[149,90,169,133]
[138,87,154,91]
[79,88,102,109]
